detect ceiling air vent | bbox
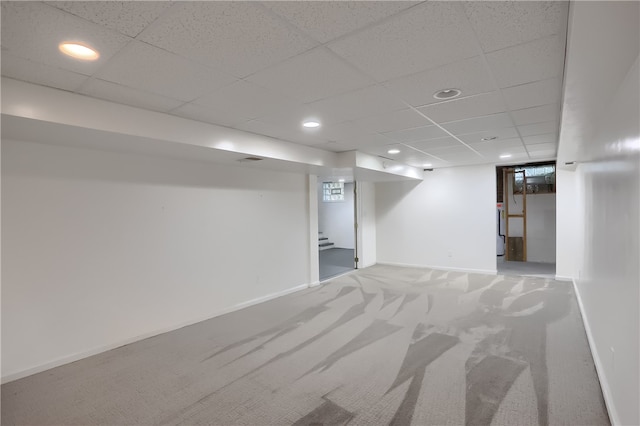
[238,156,263,162]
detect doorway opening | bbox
[496,162,557,278]
[318,180,357,281]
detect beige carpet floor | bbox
[2,265,609,425]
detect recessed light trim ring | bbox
[433,88,461,100]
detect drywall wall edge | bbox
[376,262,497,276]
[1,282,310,384]
[572,278,619,425]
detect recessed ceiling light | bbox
[59,42,99,61]
[423,163,432,167]
[433,88,461,100]
[481,136,498,141]
[302,120,320,128]
[338,178,345,182]
[500,154,512,159]
[387,149,400,154]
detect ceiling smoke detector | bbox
[433,88,461,100]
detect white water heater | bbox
[496,203,506,256]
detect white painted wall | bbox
[556,169,582,280]
[376,164,496,274]
[317,182,355,249]
[356,181,376,268]
[1,139,310,382]
[557,2,639,423]
[573,59,640,426]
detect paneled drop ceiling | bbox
[1,1,569,169]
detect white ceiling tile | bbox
[511,104,560,126]
[418,91,506,123]
[442,112,514,135]
[329,2,478,81]
[358,143,456,166]
[526,143,557,153]
[424,145,483,161]
[1,2,131,75]
[457,127,521,145]
[523,133,558,145]
[346,133,397,148]
[237,120,327,146]
[318,122,369,142]
[170,103,249,128]
[1,53,88,91]
[406,137,463,152]
[529,150,557,159]
[487,145,528,158]
[384,56,495,107]
[245,48,372,103]
[263,2,418,43]
[486,36,565,88]
[351,108,431,134]
[97,41,237,102]
[46,1,173,38]
[463,1,569,53]
[192,80,299,122]
[473,137,525,153]
[79,79,184,113]
[252,103,332,130]
[138,2,317,78]
[518,121,559,137]
[383,125,450,143]
[306,85,407,124]
[330,132,395,149]
[502,78,562,111]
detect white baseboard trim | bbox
[571,278,619,425]
[308,281,321,288]
[376,261,497,276]
[1,282,310,384]
[555,274,574,281]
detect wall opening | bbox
[317,180,356,281]
[496,161,557,277]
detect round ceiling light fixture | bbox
[302,120,321,128]
[433,88,461,100]
[387,149,400,154]
[499,153,512,159]
[423,163,433,167]
[481,136,498,141]
[59,42,100,61]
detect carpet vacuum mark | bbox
[1,265,610,426]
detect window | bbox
[513,164,556,194]
[322,182,344,202]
